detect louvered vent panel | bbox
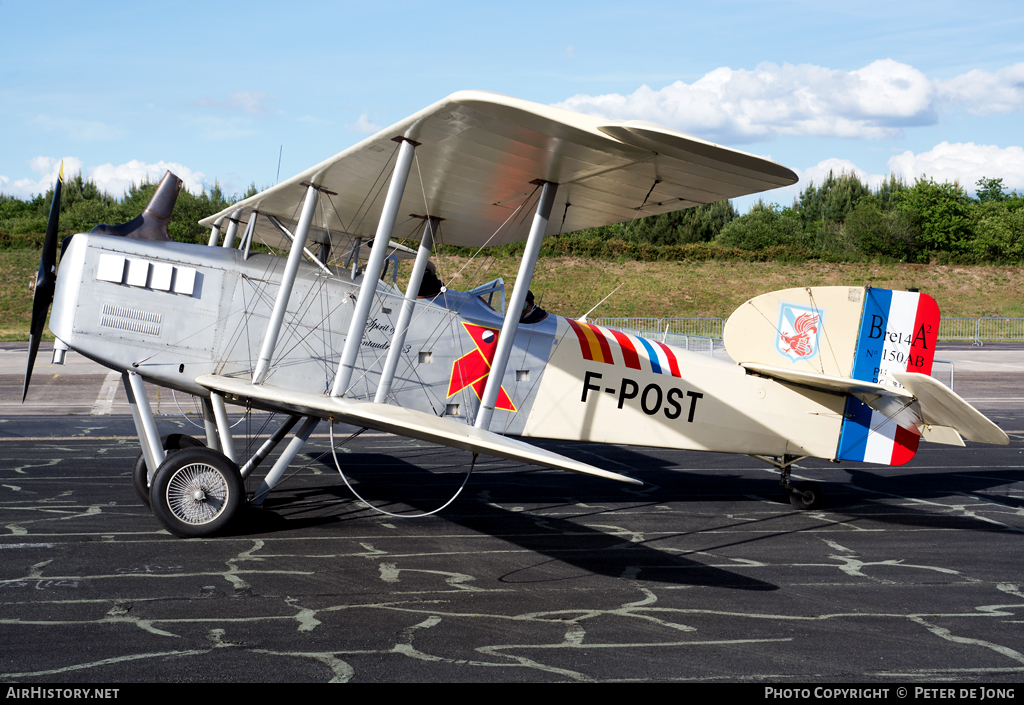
[99,304,162,336]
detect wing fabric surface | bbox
[195,375,641,486]
[199,91,797,249]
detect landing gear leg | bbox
[132,434,206,508]
[123,371,165,482]
[751,454,822,510]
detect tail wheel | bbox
[132,434,206,508]
[789,480,823,510]
[150,448,243,538]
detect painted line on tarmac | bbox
[90,371,121,415]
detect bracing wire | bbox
[171,390,247,429]
[330,423,476,518]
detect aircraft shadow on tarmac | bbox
[541,439,1024,534]
[232,434,1024,553]
[839,465,1024,511]
[239,448,779,592]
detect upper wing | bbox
[199,90,797,249]
[196,374,641,485]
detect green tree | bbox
[716,201,807,250]
[1,173,239,248]
[795,171,871,226]
[845,199,921,260]
[970,200,1024,262]
[169,183,235,244]
[625,200,738,245]
[975,177,1007,203]
[872,174,911,211]
[895,176,974,253]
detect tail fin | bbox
[725,286,941,465]
[838,289,940,464]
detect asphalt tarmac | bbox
[1,343,1022,683]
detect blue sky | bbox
[3,0,1023,211]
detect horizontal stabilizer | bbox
[195,375,641,485]
[920,424,965,447]
[741,363,912,401]
[891,371,1008,446]
[742,364,1008,454]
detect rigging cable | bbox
[330,423,477,518]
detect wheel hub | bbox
[166,462,228,525]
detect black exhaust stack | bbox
[91,171,182,241]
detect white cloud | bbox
[0,156,84,198]
[936,63,1024,115]
[1,157,207,199]
[555,59,1024,147]
[888,142,1024,193]
[557,59,937,142]
[89,159,207,197]
[347,112,383,135]
[185,92,275,140]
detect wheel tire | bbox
[132,434,206,508]
[149,447,243,538]
[789,480,823,510]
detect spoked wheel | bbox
[150,447,243,538]
[132,434,206,508]
[789,480,823,510]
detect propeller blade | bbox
[23,163,63,402]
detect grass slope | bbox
[431,255,1024,321]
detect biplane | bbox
[23,91,1008,538]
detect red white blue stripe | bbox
[837,289,940,465]
[566,320,682,378]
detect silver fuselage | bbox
[51,233,557,434]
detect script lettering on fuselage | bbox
[360,317,411,353]
[581,371,703,422]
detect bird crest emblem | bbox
[776,304,823,363]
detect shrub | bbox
[845,200,921,261]
[715,202,808,250]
